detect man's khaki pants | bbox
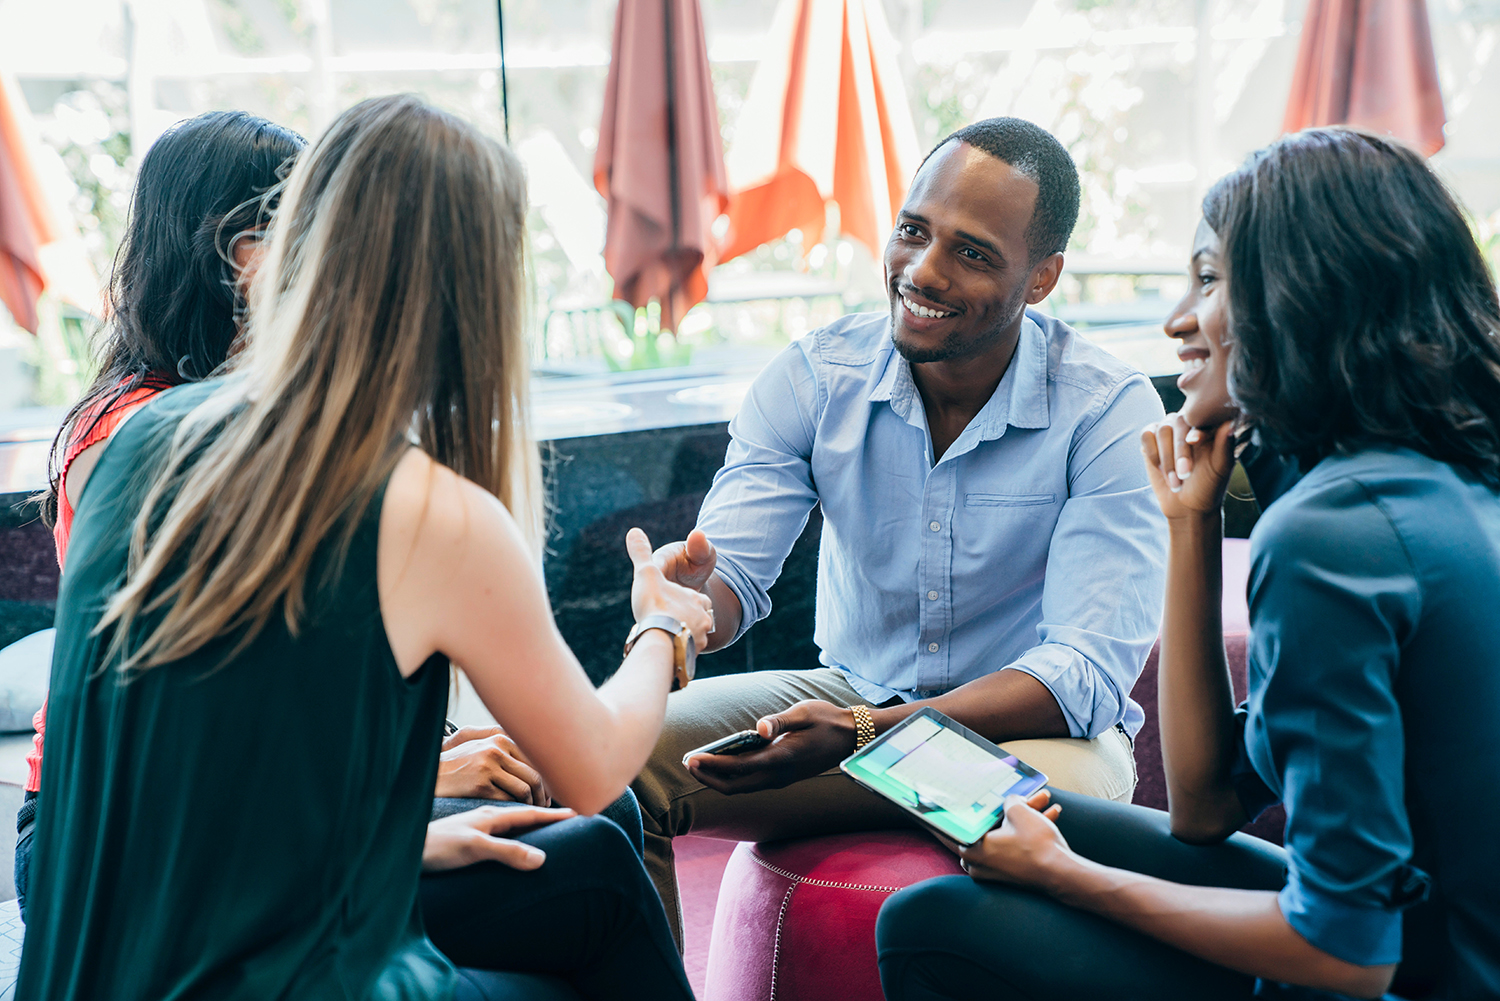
[630,667,1138,950]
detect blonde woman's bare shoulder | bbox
[379,448,539,675]
[381,447,529,569]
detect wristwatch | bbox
[623,614,697,691]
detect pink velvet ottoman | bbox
[703,831,960,1001]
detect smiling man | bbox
[631,118,1168,946]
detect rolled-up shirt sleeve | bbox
[1002,374,1167,738]
[695,341,823,645]
[1245,477,1430,966]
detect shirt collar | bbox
[868,312,1051,441]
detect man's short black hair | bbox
[923,118,1081,263]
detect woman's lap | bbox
[876,790,1287,1001]
[13,789,674,998]
[420,809,692,1001]
[430,790,645,860]
[1041,788,1286,888]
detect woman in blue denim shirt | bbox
[876,128,1500,1000]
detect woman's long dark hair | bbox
[1203,127,1500,487]
[42,111,305,525]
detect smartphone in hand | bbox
[681,729,770,766]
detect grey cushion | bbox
[0,629,51,734]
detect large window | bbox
[3,0,1499,408]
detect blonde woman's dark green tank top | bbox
[17,381,456,1000]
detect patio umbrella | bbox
[593,0,729,334]
[1283,0,1445,156]
[716,0,919,265]
[0,74,50,333]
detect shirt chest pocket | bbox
[964,492,1057,508]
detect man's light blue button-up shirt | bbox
[697,309,1168,738]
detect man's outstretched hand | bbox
[652,528,718,592]
[685,700,858,795]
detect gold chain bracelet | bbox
[850,704,876,750]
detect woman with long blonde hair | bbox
[18,94,710,1001]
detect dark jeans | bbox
[430,792,645,859]
[16,792,687,1001]
[876,788,1289,1001]
[13,791,35,922]
[424,794,693,1001]
[10,793,644,924]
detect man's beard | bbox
[889,282,1029,364]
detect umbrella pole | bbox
[663,0,681,328]
[497,0,511,143]
[664,0,680,246]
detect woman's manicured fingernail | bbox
[1175,457,1191,477]
[527,848,545,864]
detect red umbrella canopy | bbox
[1283,0,1446,156]
[716,0,919,266]
[594,0,730,334]
[0,74,51,334]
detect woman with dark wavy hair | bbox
[17,110,306,919]
[876,127,1500,1000]
[42,110,306,549]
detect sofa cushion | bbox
[0,629,50,734]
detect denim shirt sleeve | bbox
[1001,374,1167,738]
[694,341,822,644]
[1246,476,1431,966]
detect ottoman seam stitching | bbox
[770,883,796,1001]
[751,853,906,892]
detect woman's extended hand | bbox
[957,790,1072,891]
[626,528,715,648]
[1140,416,1237,520]
[421,805,576,873]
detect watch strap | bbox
[623,614,686,655]
[850,705,876,750]
[623,614,696,691]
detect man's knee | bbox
[633,672,791,834]
[999,728,1136,804]
[632,715,698,838]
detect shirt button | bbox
[927,590,939,600]
[927,642,940,653]
[928,521,941,532]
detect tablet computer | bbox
[839,707,1047,846]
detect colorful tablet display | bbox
[841,708,1048,845]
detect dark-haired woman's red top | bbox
[25,376,170,793]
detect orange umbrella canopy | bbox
[594,0,729,334]
[1283,0,1446,156]
[718,0,919,266]
[0,74,54,334]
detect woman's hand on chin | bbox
[1141,416,1237,521]
[421,804,576,873]
[957,790,1071,891]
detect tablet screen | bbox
[841,709,1047,844]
